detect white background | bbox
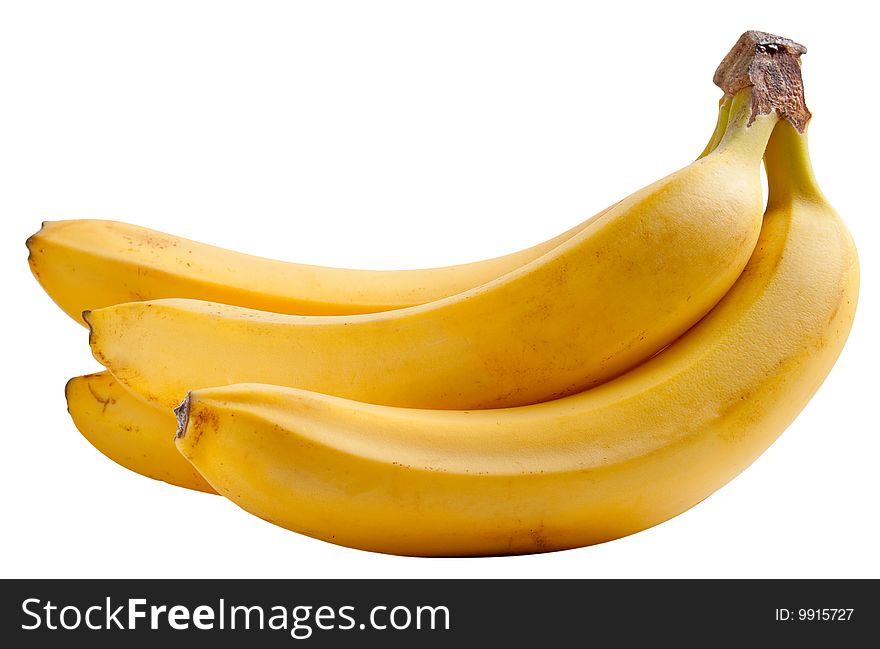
[1,0,877,578]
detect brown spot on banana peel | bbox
[86,382,116,414]
[529,521,548,552]
[714,30,810,132]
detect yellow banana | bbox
[55,84,730,496]
[28,217,589,323]
[60,112,733,496]
[28,101,731,324]
[66,372,214,493]
[175,120,859,556]
[87,88,770,411]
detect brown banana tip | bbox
[174,392,192,440]
[714,30,811,132]
[82,310,93,334]
[25,221,49,247]
[25,235,38,258]
[63,376,77,411]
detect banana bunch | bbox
[29,31,858,556]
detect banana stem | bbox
[764,120,823,206]
[713,88,778,158]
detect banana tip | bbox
[174,392,192,440]
[25,235,38,260]
[63,376,78,413]
[82,310,94,335]
[25,221,50,252]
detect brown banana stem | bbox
[714,30,811,132]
